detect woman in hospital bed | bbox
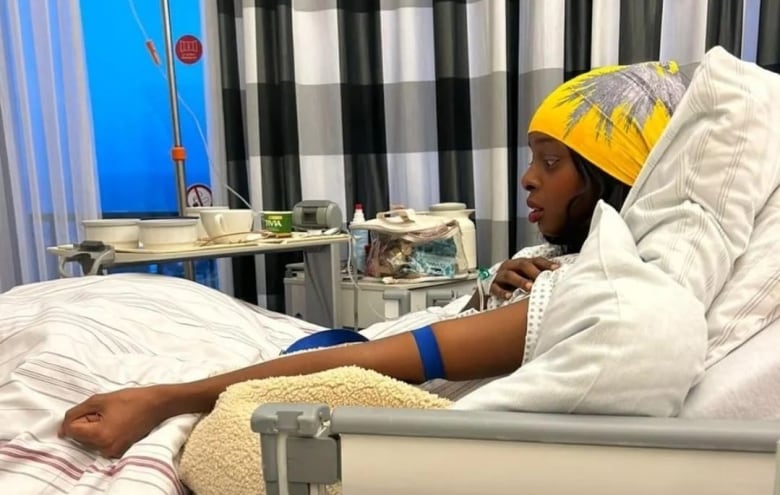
[55,61,691,458]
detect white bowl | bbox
[138,217,199,250]
[82,219,140,249]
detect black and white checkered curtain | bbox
[211,0,780,309]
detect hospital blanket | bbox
[0,274,325,495]
[0,273,477,494]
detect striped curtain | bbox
[209,0,780,309]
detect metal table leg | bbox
[303,243,341,328]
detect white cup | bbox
[185,206,228,239]
[200,209,254,242]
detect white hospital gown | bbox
[363,244,572,334]
[359,243,578,400]
[460,243,578,364]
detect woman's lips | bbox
[528,209,543,223]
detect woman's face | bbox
[522,132,596,237]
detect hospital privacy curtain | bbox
[209,0,780,310]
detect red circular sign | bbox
[175,35,202,64]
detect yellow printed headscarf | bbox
[528,61,688,185]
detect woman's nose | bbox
[521,165,539,191]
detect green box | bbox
[263,211,293,234]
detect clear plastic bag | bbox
[358,210,467,280]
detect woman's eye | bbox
[529,155,558,168]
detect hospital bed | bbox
[253,315,780,495]
[253,404,780,495]
[4,46,780,495]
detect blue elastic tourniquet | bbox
[411,325,445,381]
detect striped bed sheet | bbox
[0,274,327,495]
[0,273,484,494]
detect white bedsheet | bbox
[0,273,479,495]
[0,274,323,495]
[682,316,780,419]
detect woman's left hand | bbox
[59,386,170,458]
[490,257,559,300]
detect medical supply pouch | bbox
[351,209,467,280]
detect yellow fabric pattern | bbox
[528,61,688,185]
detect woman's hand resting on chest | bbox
[490,257,559,300]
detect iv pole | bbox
[159,0,194,280]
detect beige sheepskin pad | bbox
[179,366,452,495]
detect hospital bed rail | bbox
[252,403,780,495]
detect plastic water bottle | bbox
[350,203,370,273]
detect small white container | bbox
[81,219,140,249]
[429,202,477,271]
[138,217,199,250]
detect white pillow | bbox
[680,186,780,418]
[682,317,780,419]
[704,184,780,367]
[621,47,780,328]
[452,202,707,416]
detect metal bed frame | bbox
[253,403,780,495]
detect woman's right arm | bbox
[60,298,530,458]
